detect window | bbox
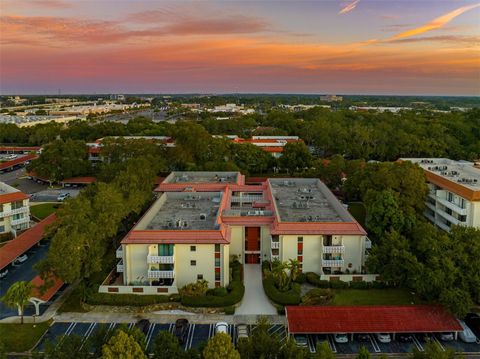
[297,236,303,242]
[215,272,221,281]
[298,248,303,255]
[214,244,220,252]
[190,260,196,266]
[11,201,23,210]
[159,244,174,256]
[460,198,466,209]
[13,214,23,220]
[190,246,196,252]
[0,226,4,233]
[197,274,203,280]
[215,258,221,267]
[0,204,3,213]
[448,192,454,203]
[459,215,467,222]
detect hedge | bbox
[87,292,174,306]
[262,275,301,305]
[224,306,235,315]
[306,272,321,285]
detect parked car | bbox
[294,334,308,347]
[174,319,189,344]
[14,254,28,264]
[375,333,391,343]
[356,334,370,342]
[136,319,150,335]
[237,324,249,341]
[57,193,70,201]
[397,333,413,342]
[458,320,477,343]
[333,333,348,343]
[438,332,454,341]
[0,269,8,279]
[465,313,480,339]
[215,322,228,335]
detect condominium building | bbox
[403,158,480,231]
[105,172,368,295]
[0,182,30,234]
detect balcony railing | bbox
[116,246,123,259]
[436,208,460,226]
[222,209,273,217]
[147,255,175,264]
[148,270,175,279]
[436,197,467,215]
[271,241,280,249]
[116,260,124,273]
[322,259,344,267]
[271,254,279,261]
[0,206,29,218]
[11,217,29,226]
[230,195,264,203]
[365,238,372,250]
[322,245,345,254]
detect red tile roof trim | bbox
[0,214,56,270]
[122,229,228,244]
[271,221,367,236]
[0,191,29,205]
[60,176,97,184]
[286,305,462,334]
[0,154,37,170]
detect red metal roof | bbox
[262,147,284,153]
[0,191,29,205]
[0,153,37,171]
[271,221,367,236]
[286,305,462,334]
[121,230,228,244]
[0,214,56,271]
[0,146,41,152]
[60,176,97,184]
[31,275,64,302]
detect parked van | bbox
[458,320,477,343]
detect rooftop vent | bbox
[200,213,207,220]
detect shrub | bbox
[301,288,334,305]
[349,281,370,289]
[208,287,228,297]
[224,306,235,315]
[169,293,181,302]
[87,293,171,306]
[275,304,285,315]
[179,280,209,296]
[329,280,349,289]
[262,275,301,305]
[371,281,387,289]
[182,280,244,307]
[295,272,307,284]
[318,280,330,288]
[262,260,271,273]
[306,272,320,286]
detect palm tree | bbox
[1,281,33,324]
[271,260,290,291]
[287,259,301,282]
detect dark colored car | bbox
[397,333,413,342]
[356,334,370,342]
[174,319,189,344]
[136,319,150,335]
[465,313,480,338]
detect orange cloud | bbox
[390,3,480,41]
[339,0,360,15]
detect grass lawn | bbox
[348,202,367,228]
[30,203,59,219]
[333,289,420,306]
[0,320,51,352]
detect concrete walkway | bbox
[236,264,277,315]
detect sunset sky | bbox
[1,0,479,95]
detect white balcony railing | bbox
[147,255,175,264]
[436,197,467,216]
[436,208,460,226]
[271,254,279,261]
[365,238,372,250]
[117,260,124,273]
[116,246,123,259]
[322,245,345,254]
[11,217,29,226]
[230,195,264,203]
[271,241,280,249]
[0,206,29,218]
[322,259,344,267]
[148,270,175,279]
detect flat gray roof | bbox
[135,192,223,231]
[163,171,239,184]
[268,178,354,223]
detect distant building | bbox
[279,104,330,112]
[110,94,125,101]
[103,172,369,295]
[320,95,343,102]
[402,158,480,231]
[0,182,30,234]
[180,103,201,110]
[208,103,255,114]
[214,135,302,158]
[349,106,411,113]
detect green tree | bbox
[152,330,184,359]
[356,346,371,359]
[279,141,312,173]
[237,316,281,359]
[313,341,336,359]
[271,260,290,291]
[287,259,301,283]
[1,281,33,324]
[101,330,146,359]
[202,333,240,359]
[44,334,90,359]
[410,341,461,358]
[364,189,405,238]
[277,337,309,359]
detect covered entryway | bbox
[236,264,277,315]
[245,227,261,264]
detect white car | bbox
[375,333,391,343]
[237,324,249,341]
[334,333,348,343]
[14,254,28,264]
[0,269,8,279]
[294,334,308,347]
[57,193,70,201]
[5,154,17,160]
[458,320,477,343]
[439,332,454,341]
[215,322,228,335]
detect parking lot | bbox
[30,188,80,202]
[34,322,287,353]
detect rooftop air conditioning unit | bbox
[200,213,207,220]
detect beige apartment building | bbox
[102,172,369,295]
[402,158,480,231]
[0,182,30,235]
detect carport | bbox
[0,153,37,172]
[0,214,56,272]
[60,176,97,187]
[0,147,41,155]
[29,275,64,315]
[286,305,463,340]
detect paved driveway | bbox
[236,264,277,315]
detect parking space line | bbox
[412,335,424,352]
[79,323,97,350]
[208,324,214,338]
[128,322,134,329]
[270,325,283,336]
[432,336,445,351]
[369,334,381,353]
[145,323,156,349]
[57,322,77,347]
[186,324,195,350]
[168,323,174,333]
[307,335,316,353]
[327,335,337,353]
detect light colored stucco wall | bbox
[125,244,148,285]
[342,235,365,272]
[222,244,230,287]
[302,235,323,273]
[260,226,270,261]
[280,235,298,263]
[470,201,480,228]
[175,244,216,288]
[229,226,244,262]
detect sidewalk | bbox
[236,264,277,315]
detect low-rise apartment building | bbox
[402,158,480,231]
[0,182,30,234]
[106,172,368,295]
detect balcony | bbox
[365,238,372,250]
[0,206,29,218]
[271,254,279,261]
[436,197,467,215]
[148,269,175,279]
[322,245,345,254]
[222,209,273,217]
[11,217,29,226]
[322,259,344,267]
[425,201,436,212]
[147,255,175,264]
[436,208,460,226]
[116,260,124,273]
[116,246,123,259]
[230,195,264,203]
